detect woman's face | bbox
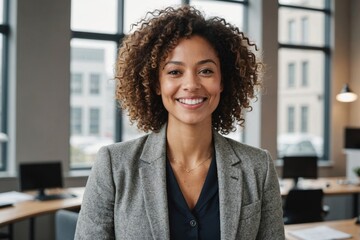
[158,35,222,128]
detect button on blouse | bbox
[166,154,220,240]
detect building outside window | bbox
[89,73,101,95]
[287,106,295,133]
[288,62,296,88]
[301,105,309,133]
[89,108,100,135]
[277,0,330,160]
[71,107,83,135]
[301,17,309,43]
[71,73,83,95]
[288,19,296,43]
[301,61,309,87]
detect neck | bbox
[166,122,213,165]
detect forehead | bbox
[164,35,219,62]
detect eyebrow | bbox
[162,59,217,69]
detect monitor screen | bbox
[19,161,63,191]
[282,156,318,185]
[345,127,360,149]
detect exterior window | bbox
[71,107,82,135]
[89,108,100,135]
[301,105,309,133]
[288,20,296,43]
[278,1,330,160]
[301,17,309,43]
[71,73,83,95]
[287,106,295,133]
[288,63,295,88]
[301,61,308,87]
[70,41,116,168]
[89,73,100,95]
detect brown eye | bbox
[199,68,214,75]
[168,70,181,75]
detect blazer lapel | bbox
[214,133,243,240]
[139,126,170,240]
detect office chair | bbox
[283,188,329,224]
[0,224,13,240]
[55,210,79,240]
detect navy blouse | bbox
[166,155,220,240]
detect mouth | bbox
[176,98,207,105]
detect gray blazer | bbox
[75,126,285,240]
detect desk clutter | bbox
[288,225,352,240]
[285,219,359,240]
[0,191,33,207]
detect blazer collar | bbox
[213,132,243,240]
[139,125,170,239]
[139,126,243,240]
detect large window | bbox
[0,0,9,171]
[70,0,247,169]
[277,0,330,160]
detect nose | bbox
[183,72,201,91]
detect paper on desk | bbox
[289,226,352,240]
[0,191,34,204]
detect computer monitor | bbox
[19,161,75,201]
[344,127,360,149]
[282,156,318,188]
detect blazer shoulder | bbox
[97,134,150,167]
[223,136,269,158]
[106,134,149,153]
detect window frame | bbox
[278,0,331,161]
[0,0,10,172]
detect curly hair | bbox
[115,5,263,135]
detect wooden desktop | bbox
[0,187,84,240]
[0,187,84,227]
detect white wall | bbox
[0,0,81,239]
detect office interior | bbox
[0,0,360,239]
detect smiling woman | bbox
[75,5,285,240]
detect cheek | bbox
[159,80,177,96]
[208,82,223,95]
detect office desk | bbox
[285,218,360,239]
[280,177,360,217]
[0,187,84,239]
[280,177,360,196]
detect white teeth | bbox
[178,98,205,105]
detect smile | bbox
[177,98,207,105]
